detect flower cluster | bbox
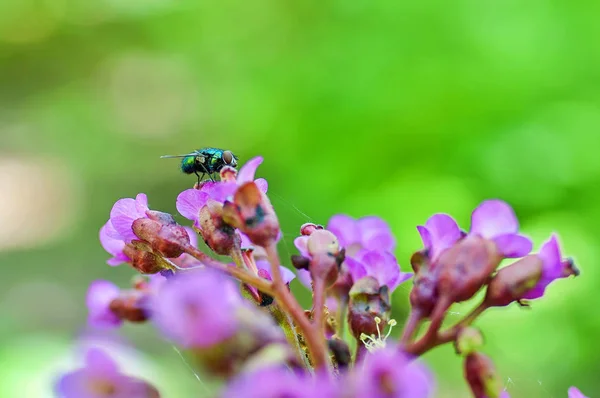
[56,155,584,398]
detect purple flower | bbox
[99,222,130,266]
[522,234,578,300]
[55,348,159,398]
[176,156,268,227]
[106,194,150,243]
[569,387,589,398]
[469,199,532,258]
[327,215,395,256]
[222,367,336,398]
[151,269,243,348]
[352,344,434,398]
[345,250,412,291]
[86,280,121,328]
[416,214,463,262]
[419,200,532,261]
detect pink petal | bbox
[134,193,149,214]
[538,234,562,279]
[176,189,209,224]
[327,214,360,248]
[357,216,395,252]
[359,250,401,290]
[254,178,268,193]
[86,280,121,328]
[423,213,462,260]
[470,200,519,239]
[107,198,137,240]
[417,225,432,250]
[204,181,237,203]
[344,256,368,283]
[237,156,264,184]
[256,260,296,284]
[106,255,129,267]
[296,269,312,288]
[183,226,198,249]
[294,236,310,257]
[568,387,589,398]
[99,222,125,257]
[492,234,533,258]
[85,348,119,374]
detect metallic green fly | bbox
[161,147,238,184]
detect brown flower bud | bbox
[222,182,279,248]
[347,277,391,339]
[123,243,171,274]
[485,255,543,307]
[132,215,190,258]
[328,338,351,370]
[199,199,239,255]
[109,293,149,323]
[409,270,438,318]
[464,352,503,398]
[436,236,502,304]
[290,255,310,270]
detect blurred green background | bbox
[1,0,599,397]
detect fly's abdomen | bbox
[180,156,197,174]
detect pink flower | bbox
[418,200,532,261]
[522,234,578,300]
[86,280,122,328]
[416,214,464,262]
[327,215,395,257]
[176,156,268,227]
[345,250,413,292]
[55,349,159,398]
[151,269,244,348]
[469,200,532,258]
[106,194,150,243]
[99,221,130,266]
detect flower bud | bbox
[455,327,485,356]
[199,199,239,255]
[464,352,503,398]
[132,214,190,258]
[222,182,279,248]
[328,337,352,370]
[348,277,391,339]
[290,255,310,270]
[484,255,543,307]
[109,293,149,323]
[307,229,340,257]
[123,243,171,274]
[409,270,438,318]
[300,222,323,236]
[436,236,501,303]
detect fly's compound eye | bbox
[222,150,235,165]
